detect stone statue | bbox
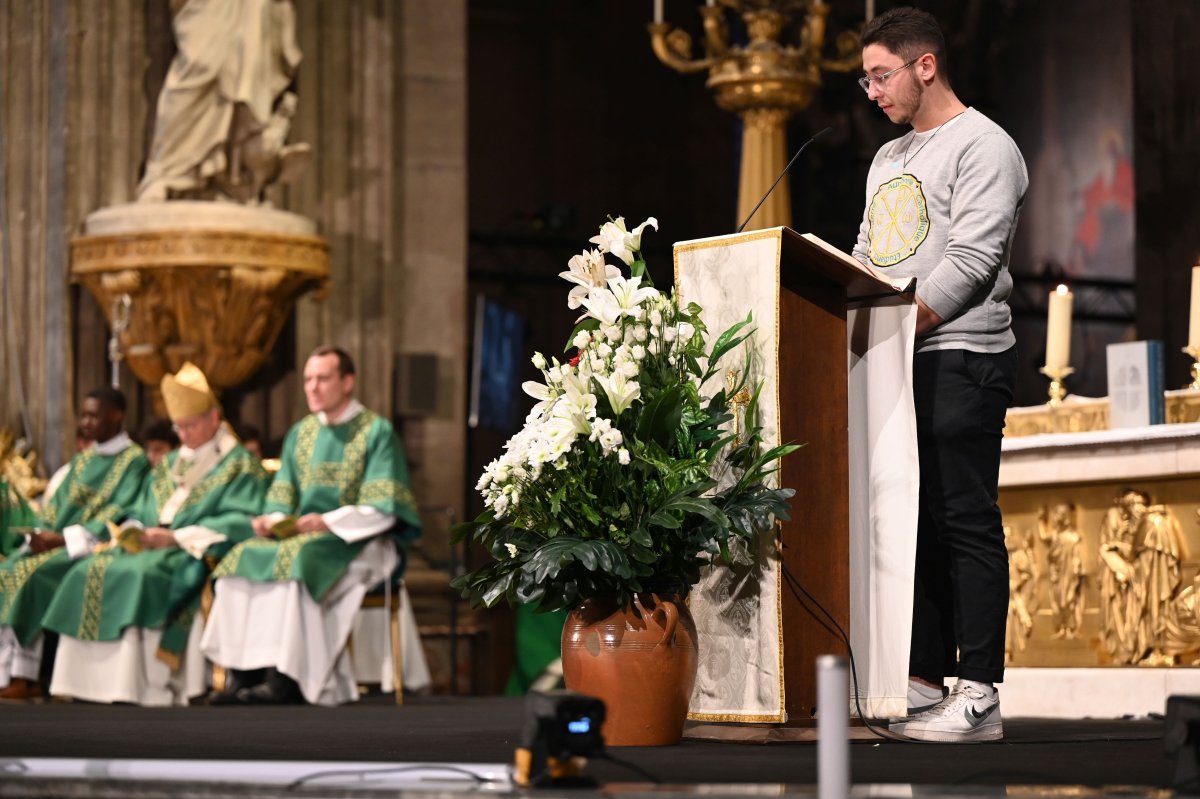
[1004,524,1036,661]
[137,0,311,204]
[1037,502,1086,640]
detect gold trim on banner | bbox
[672,228,784,258]
[771,233,785,721]
[687,711,787,723]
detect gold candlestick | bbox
[1039,365,1075,407]
[647,1,862,231]
[1183,345,1200,390]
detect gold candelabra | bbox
[1038,365,1074,407]
[648,0,861,232]
[1184,345,1200,390]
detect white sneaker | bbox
[906,680,948,715]
[900,681,1003,742]
[887,681,948,728]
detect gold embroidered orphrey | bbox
[867,174,929,268]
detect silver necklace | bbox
[902,110,967,169]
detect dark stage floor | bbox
[0,696,1175,794]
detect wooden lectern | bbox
[675,227,911,724]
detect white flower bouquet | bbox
[452,217,797,610]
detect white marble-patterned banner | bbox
[676,229,785,722]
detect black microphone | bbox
[736,126,833,234]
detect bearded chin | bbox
[897,79,925,125]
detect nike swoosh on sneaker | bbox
[965,705,990,726]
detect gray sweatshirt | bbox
[852,108,1028,353]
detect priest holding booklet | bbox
[44,362,267,705]
[202,345,422,705]
[851,7,1026,742]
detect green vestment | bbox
[0,480,37,559]
[43,441,267,661]
[211,409,420,601]
[0,441,150,646]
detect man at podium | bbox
[852,7,1027,742]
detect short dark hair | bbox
[310,345,356,377]
[141,417,180,447]
[861,7,949,81]
[86,386,127,413]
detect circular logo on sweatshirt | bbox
[867,174,928,267]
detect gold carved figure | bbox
[1004,524,1036,662]
[1037,502,1087,640]
[1098,489,1191,665]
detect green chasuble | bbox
[0,440,150,647]
[212,408,420,601]
[1,480,37,559]
[43,440,267,661]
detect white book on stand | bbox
[1107,340,1164,428]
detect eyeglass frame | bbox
[857,56,920,94]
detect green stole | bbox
[0,441,150,646]
[43,443,268,663]
[212,408,420,600]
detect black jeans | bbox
[909,345,1016,685]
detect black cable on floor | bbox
[779,561,916,744]
[282,763,489,792]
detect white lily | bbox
[609,275,659,312]
[547,371,597,437]
[575,275,659,329]
[578,286,622,326]
[589,216,659,266]
[521,379,556,419]
[595,372,641,416]
[560,249,620,309]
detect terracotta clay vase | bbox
[560,592,698,746]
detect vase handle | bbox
[653,598,678,647]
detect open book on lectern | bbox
[796,232,916,301]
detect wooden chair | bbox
[357,565,406,704]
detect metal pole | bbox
[817,655,850,799]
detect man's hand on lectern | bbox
[914,295,944,336]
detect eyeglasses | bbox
[858,57,918,93]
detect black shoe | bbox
[207,668,266,705]
[235,669,305,705]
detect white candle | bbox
[1189,265,1200,350]
[654,0,663,23]
[1045,284,1073,370]
[706,0,716,6]
[866,0,875,21]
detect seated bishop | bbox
[43,363,267,705]
[201,346,421,705]
[0,387,150,700]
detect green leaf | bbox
[648,510,682,529]
[636,384,684,448]
[706,313,754,371]
[630,527,653,547]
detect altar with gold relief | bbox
[997,389,1200,717]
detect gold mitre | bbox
[161,362,218,421]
